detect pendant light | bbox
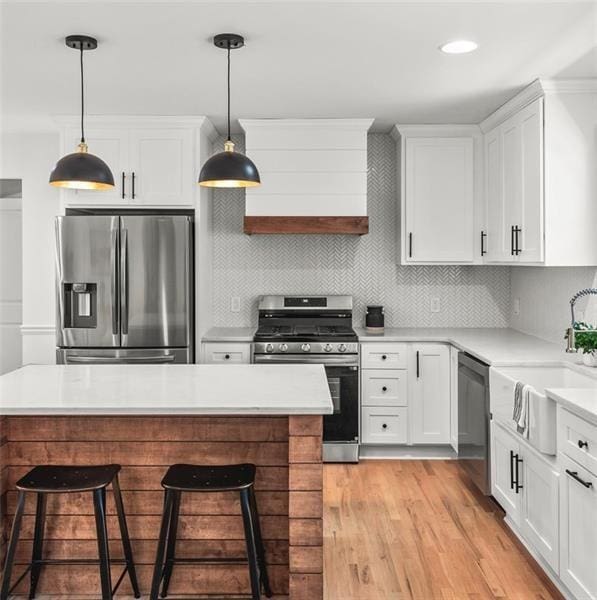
[49,35,114,190]
[199,33,260,188]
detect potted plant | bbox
[570,322,597,366]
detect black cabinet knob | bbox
[382,386,387,392]
[578,439,589,449]
[225,354,230,360]
[381,355,387,360]
[382,423,387,429]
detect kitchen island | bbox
[0,364,332,599]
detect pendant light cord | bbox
[79,47,85,144]
[226,46,231,142]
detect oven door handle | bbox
[253,354,359,367]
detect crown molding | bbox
[393,123,481,139]
[53,115,215,130]
[239,118,374,131]
[540,78,597,93]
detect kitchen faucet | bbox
[566,288,597,352]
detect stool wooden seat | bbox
[150,463,272,600]
[0,464,140,600]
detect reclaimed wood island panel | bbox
[0,364,331,599]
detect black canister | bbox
[365,305,384,333]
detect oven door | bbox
[253,354,360,460]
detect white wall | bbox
[510,266,597,344]
[1,131,60,364]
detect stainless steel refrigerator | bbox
[55,214,193,364]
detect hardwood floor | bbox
[323,460,563,600]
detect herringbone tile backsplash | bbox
[212,133,510,328]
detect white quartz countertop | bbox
[0,364,333,416]
[356,327,572,367]
[202,328,256,343]
[545,388,597,426]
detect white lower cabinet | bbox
[360,342,451,446]
[521,448,559,572]
[560,454,597,599]
[361,407,408,444]
[202,342,251,364]
[409,344,450,444]
[491,421,559,573]
[491,421,522,524]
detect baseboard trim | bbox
[359,445,457,460]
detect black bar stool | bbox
[150,463,272,600]
[0,464,140,600]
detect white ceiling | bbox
[1,1,596,133]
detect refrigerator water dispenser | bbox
[62,282,97,328]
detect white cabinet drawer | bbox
[202,343,251,364]
[560,408,597,476]
[361,407,408,444]
[360,343,408,369]
[362,370,407,407]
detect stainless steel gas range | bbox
[253,295,359,463]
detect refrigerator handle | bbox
[111,227,119,336]
[121,228,129,336]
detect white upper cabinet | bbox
[56,117,211,208]
[481,79,597,266]
[482,97,544,263]
[61,128,129,205]
[128,129,194,206]
[394,126,480,265]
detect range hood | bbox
[239,119,373,235]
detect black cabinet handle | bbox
[510,450,515,490]
[514,226,522,256]
[515,454,523,493]
[566,469,593,489]
[408,232,413,258]
[416,350,420,378]
[121,172,126,199]
[511,226,515,256]
[578,440,589,449]
[382,386,387,392]
[481,231,487,256]
[382,423,387,429]
[131,172,136,199]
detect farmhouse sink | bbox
[489,366,597,455]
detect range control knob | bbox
[301,343,311,352]
[338,343,347,353]
[323,344,333,352]
[265,343,275,353]
[279,343,288,353]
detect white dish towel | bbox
[512,381,532,439]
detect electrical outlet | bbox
[230,296,241,313]
[513,298,520,316]
[430,297,440,313]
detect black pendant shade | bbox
[50,144,115,190]
[50,35,114,190]
[199,141,260,188]
[199,33,260,189]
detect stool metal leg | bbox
[240,489,261,600]
[112,475,141,598]
[1,491,26,600]
[249,488,272,598]
[93,488,113,600]
[29,493,47,599]
[160,490,180,598]
[150,489,174,600]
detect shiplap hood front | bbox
[239,119,373,234]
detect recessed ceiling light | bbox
[440,40,478,55]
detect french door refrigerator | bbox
[55,215,193,364]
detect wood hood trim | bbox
[244,216,369,235]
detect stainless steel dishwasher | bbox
[458,352,491,495]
